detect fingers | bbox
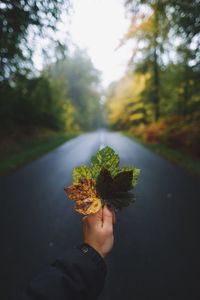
[82,216,87,222]
[103,205,116,224]
[82,205,116,226]
[82,207,103,227]
[102,205,114,230]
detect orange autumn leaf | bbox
[64,179,101,215]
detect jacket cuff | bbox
[76,243,107,275]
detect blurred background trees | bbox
[0,0,68,79]
[0,0,199,172]
[45,48,103,130]
[106,0,200,157]
[0,0,103,134]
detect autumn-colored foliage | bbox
[130,115,200,157]
[64,179,101,215]
[64,147,141,215]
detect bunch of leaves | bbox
[64,146,141,215]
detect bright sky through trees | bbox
[69,0,133,87]
[34,0,133,87]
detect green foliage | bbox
[90,147,141,190]
[91,146,120,179]
[46,49,103,130]
[126,132,200,177]
[130,115,200,157]
[124,0,170,121]
[0,130,78,175]
[106,1,200,160]
[73,166,92,184]
[0,1,84,136]
[0,0,69,80]
[132,168,141,188]
[70,146,141,211]
[48,79,78,131]
[170,0,200,42]
[0,48,102,133]
[0,74,78,132]
[105,73,148,129]
[121,0,200,123]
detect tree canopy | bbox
[0,0,70,80]
[106,0,200,126]
[105,0,200,156]
[0,1,103,133]
[46,49,103,130]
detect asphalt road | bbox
[1,130,200,299]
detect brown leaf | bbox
[64,179,101,215]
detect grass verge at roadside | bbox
[124,132,200,177]
[0,130,79,176]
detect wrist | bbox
[83,240,105,258]
[89,245,105,258]
[76,243,107,275]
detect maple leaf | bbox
[64,146,141,214]
[113,166,141,188]
[107,192,136,210]
[96,167,136,210]
[64,179,101,215]
[73,165,92,184]
[91,146,120,179]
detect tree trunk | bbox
[153,48,160,121]
[182,82,188,115]
[182,65,189,116]
[153,4,160,122]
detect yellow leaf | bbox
[64,179,101,215]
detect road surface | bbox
[0,131,200,299]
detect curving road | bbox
[0,130,200,299]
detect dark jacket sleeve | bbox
[19,243,107,300]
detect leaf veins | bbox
[64,179,101,215]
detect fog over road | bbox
[1,131,200,299]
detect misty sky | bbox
[69,0,132,87]
[34,0,133,87]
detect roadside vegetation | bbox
[105,0,200,176]
[0,1,103,175]
[0,130,79,175]
[1,1,199,176]
[125,131,200,177]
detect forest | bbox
[1,2,200,299]
[0,0,200,174]
[0,0,104,172]
[106,0,200,165]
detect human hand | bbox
[82,205,116,258]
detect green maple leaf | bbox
[132,168,141,188]
[73,165,92,184]
[91,146,120,179]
